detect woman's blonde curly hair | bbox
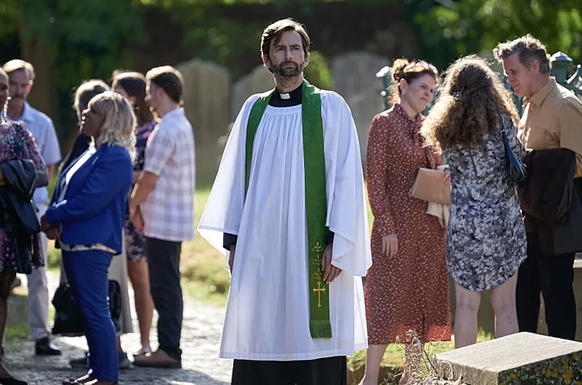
[421,55,518,150]
[89,91,136,159]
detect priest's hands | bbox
[382,234,398,258]
[322,243,342,284]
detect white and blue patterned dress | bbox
[444,115,527,291]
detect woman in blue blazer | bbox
[41,92,135,385]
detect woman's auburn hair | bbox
[420,55,519,151]
[89,91,136,159]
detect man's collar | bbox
[3,101,34,123]
[526,77,556,108]
[162,107,183,119]
[273,83,302,103]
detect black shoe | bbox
[35,337,61,356]
[69,352,130,369]
[69,354,88,369]
[0,377,28,385]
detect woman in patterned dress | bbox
[0,68,47,385]
[112,72,156,356]
[362,59,451,385]
[421,55,527,348]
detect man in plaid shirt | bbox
[130,66,195,368]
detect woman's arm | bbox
[45,150,132,226]
[366,114,396,236]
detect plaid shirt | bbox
[141,108,196,241]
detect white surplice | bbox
[198,90,372,361]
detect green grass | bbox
[5,322,29,343]
[348,328,493,371]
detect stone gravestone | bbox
[231,65,274,121]
[175,58,231,184]
[434,332,582,384]
[331,52,389,166]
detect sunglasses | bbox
[101,91,120,112]
[404,60,438,75]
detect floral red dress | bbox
[365,104,451,344]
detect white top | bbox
[141,108,196,241]
[199,91,372,360]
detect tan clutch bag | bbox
[410,168,451,205]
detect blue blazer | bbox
[45,144,133,253]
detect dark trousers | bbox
[516,233,576,340]
[145,237,183,361]
[63,250,118,381]
[232,356,347,385]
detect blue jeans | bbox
[63,249,118,380]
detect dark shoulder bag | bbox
[500,117,527,185]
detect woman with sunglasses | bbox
[361,59,450,385]
[41,92,135,385]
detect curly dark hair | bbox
[420,55,519,150]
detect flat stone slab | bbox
[434,332,582,384]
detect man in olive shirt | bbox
[494,35,582,340]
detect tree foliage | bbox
[410,0,582,71]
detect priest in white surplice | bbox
[199,18,372,385]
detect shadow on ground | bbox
[5,338,229,385]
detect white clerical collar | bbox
[280,93,290,100]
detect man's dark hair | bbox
[493,34,551,74]
[261,18,311,59]
[146,66,184,104]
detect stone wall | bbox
[231,65,274,121]
[175,58,231,184]
[331,52,389,165]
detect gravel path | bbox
[5,272,232,385]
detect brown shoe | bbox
[132,349,181,368]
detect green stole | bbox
[245,80,332,339]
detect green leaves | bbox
[411,0,582,71]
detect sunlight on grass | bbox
[348,328,493,372]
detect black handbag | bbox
[52,280,122,336]
[501,120,526,185]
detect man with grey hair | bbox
[494,35,582,340]
[2,59,62,355]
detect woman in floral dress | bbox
[0,68,47,385]
[112,71,156,356]
[421,55,527,348]
[362,59,451,385]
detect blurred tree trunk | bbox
[19,28,60,134]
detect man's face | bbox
[145,81,160,112]
[502,53,536,98]
[7,68,32,107]
[264,30,308,77]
